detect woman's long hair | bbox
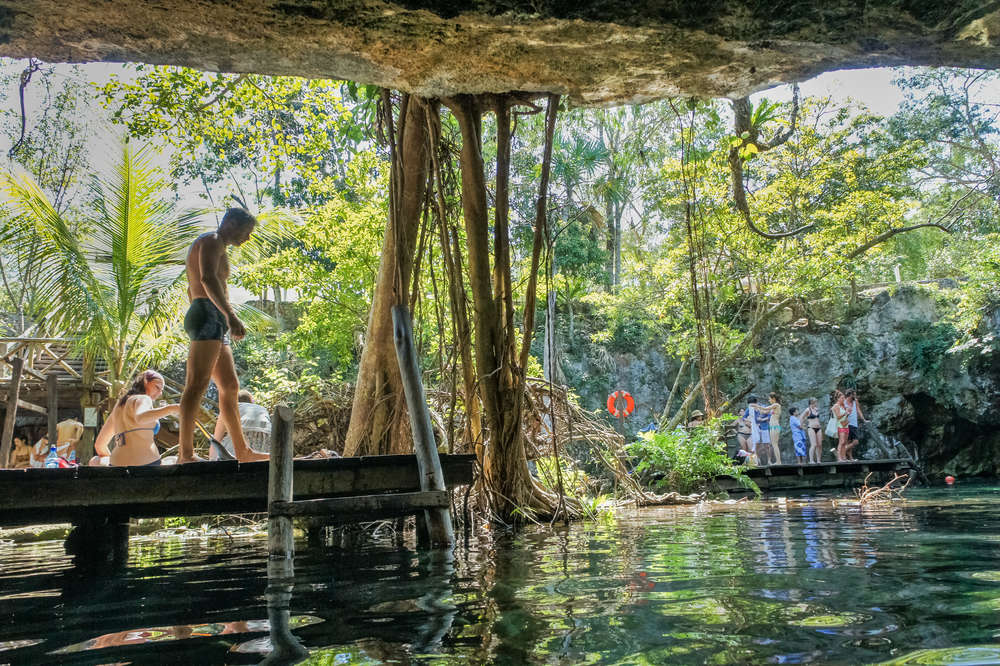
[118,370,163,407]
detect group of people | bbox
[1,208,270,470]
[736,389,867,466]
[9,420,85,468]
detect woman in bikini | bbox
[93,370,179,466]
[804,397,823,464]
[736,408,753,454]
[754,393,782,465]
[830,391,850,462]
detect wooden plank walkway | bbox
[716,458,913,493]
[0,454,476,527]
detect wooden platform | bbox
[715,458,913,493]
[0,454,476,527]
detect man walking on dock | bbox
[178,208,268,464]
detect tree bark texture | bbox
[344,93,430,457]
[445,94,565,523]
[425,103,482,457]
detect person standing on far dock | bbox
[844,389,867,461]
[177,208,269,464]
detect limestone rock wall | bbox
[746,285,1000,476]
[570,284,1000,476]
[2,0,1000,104]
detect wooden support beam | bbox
[0,356,24,467]
[392,304,454,548]
[267,404,294,560]
[270,490,448,518]
[47,373,58,445]
[0,397,46,414]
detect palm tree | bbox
[2,143,205,394]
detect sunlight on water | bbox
[2,486,1000,663]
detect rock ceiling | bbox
[1,0,999,104]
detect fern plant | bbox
[627,417,760,496]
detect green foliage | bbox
[1,143,204,390]
[899,320,959,375]
[98,66,366,206]
[1,63,92,210]
[233,151,387,373]
[534,456,613,521]
[627,419,759,495]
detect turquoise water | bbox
[2,486,1000,664]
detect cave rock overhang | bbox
[1,0,999,104]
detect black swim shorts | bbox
[848,425,859,442]
[184,298,229,343]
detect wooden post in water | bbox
[261,558,308,665]
[392,304,454,548]
[46,372,58,449]
[268,404,295,560]
[0,356,24,468]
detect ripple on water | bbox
[969,570,1000,582]
[3,487,1000,664]
[878,645,1000,665]
[792,611,871,627]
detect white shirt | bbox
[220,402,272,455]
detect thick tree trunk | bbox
[344,93,429,457]
[445,94,560,522]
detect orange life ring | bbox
[607,391,635,418]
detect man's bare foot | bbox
[177,454,207,464]
[236,450,269,463]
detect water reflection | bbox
[1,488,999,664]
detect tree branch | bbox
[665,297,793,430]
[729,85,815,239]
[847,223,952,259]
[9,59,41,159]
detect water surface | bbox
[2,486,1000,664]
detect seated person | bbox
[29,435,48,467]
[11,435,31,468]
[93,370,180,466]
[211,390,271,460]
[31,421,85,466]
[687,409,706,428]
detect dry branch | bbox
[856,472,911,504]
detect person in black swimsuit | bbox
[805,397,823,463]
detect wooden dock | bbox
[715,458,914,493]
[0,454,476,527]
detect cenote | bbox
[3,485,1000,665]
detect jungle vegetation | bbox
[0,60,997,520]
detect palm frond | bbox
[3,142,207,387]
[234,302,277,334]
[233,206,301,264]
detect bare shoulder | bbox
[126,394,153,411]
[193,231,222,252]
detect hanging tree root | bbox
[856,472,911,505]
[522,378,681,508]
[291,382,354,456]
